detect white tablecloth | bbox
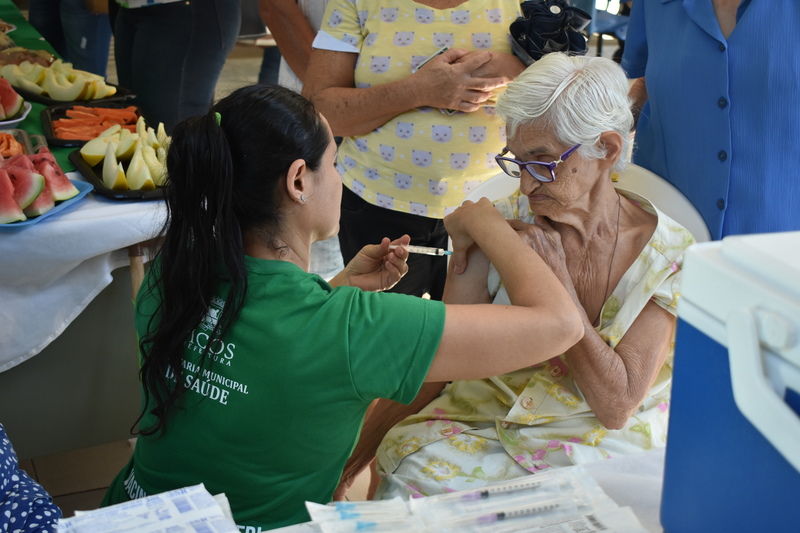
[0,173,166,372]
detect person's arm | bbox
[303,48,507,138]
[628,77,647,129]
[333,237,496,500]
[440,245,492,304]
[259,0,316,83]
[565,300,674,429]
[425,199,584,382]
[460,51,527,82]
[508,217,674,430]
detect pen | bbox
[389,244,452,256]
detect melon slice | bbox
[0,63,22,86]
[5,166,44,209]
[102,141,127,190]
[2,152,35,171]
[23,176,54,217]
[30,147,79,201]
[15,77,44,96]
[0,78,23,119]
[126,144,155,191]
[43,69,87,102]
[0,168,25,223]
[38,160,79,201]
[27,146,57,168]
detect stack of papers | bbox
[56,484,239,533]
[304,466,650,532]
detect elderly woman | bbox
[339,52,695,499]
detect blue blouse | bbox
[621,0,800,240]
[1,424,61,532]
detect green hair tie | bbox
[214,112,222,125]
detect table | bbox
[273,450,667,533]
[0,0,167,459]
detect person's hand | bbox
[507,217,576,297]
[455,51,526,83]
[341,235,411,291]
[444,198,502,274]
[413,48,507,112]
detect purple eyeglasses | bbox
[495,144,581,182]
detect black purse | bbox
[510,0,592,65]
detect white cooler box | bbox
[661,232,800,531]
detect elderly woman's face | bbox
[506,124,600,215]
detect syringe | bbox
[389,244,452,256]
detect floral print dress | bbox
[375,189,695,499]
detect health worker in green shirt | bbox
[102,84,584,531]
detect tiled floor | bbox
[16,22,620,520]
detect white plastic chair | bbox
[462,163,711,243]
[614,164,711,242]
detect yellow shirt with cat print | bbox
[316,0,522,218]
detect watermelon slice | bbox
[0,168,25,223]
[5,165,44,210]
[22,174,54,217]
[27,145,57,167]
[2,152,35,171]
[29,147,79,201]
[0,78,23,119]
[36,159,78,201]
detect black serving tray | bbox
[13,81,133,107]
[68,149,164,201]
[41,101,142,147]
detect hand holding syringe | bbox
[389,244,452,256]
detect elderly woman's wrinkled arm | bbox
[565,301,675,429]
[302,48,508,138]
[508,217,674,430]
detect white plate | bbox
[0,101,31,129]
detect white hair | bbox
[496,53,633,173]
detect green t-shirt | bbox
[104,256,445,530]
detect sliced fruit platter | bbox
[42,101,140,146]
[0,145,90,226]
[69,116,170,200]
[0,53,128,104]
